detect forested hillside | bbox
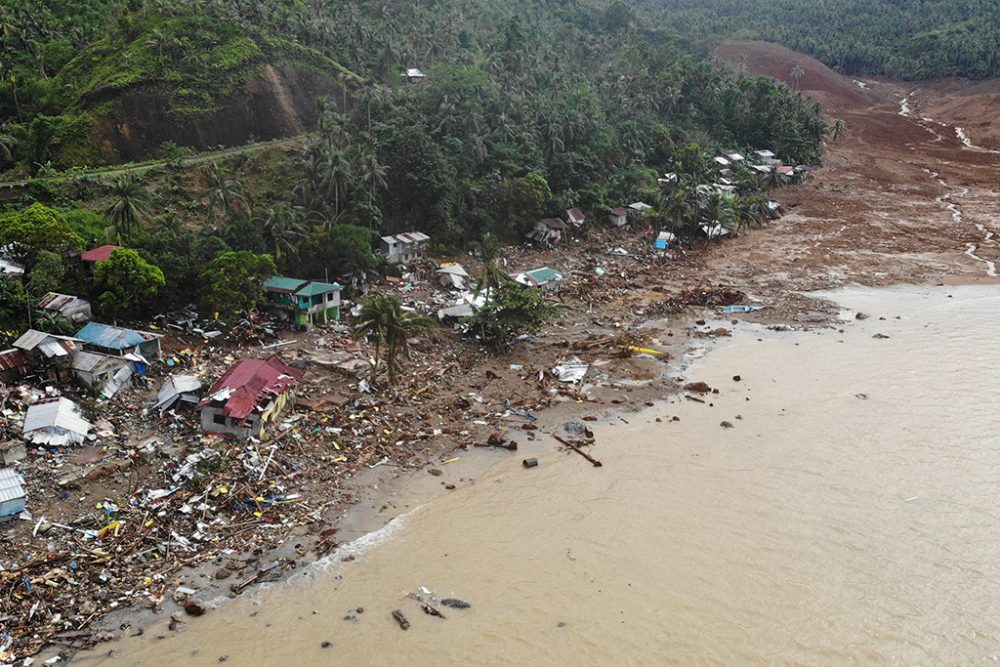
[0,0,831,333]
[646,0,1000,81]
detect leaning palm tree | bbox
[105,174,149,241]
[354,292,436,385]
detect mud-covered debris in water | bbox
[391,610,410,630]
[441,599,472,609]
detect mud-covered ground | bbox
[5,40,1000,665]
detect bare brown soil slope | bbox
[706,40,1000,294]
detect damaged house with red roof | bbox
[198,356,304,439]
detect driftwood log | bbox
[552,434,603,467]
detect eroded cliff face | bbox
[92,64,344,162]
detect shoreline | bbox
[66,278,845,664]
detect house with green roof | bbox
[264,276,343,329]
[510,267,565,292]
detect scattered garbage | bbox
[552,357,589,383]
[721,305,766,314]
[522,458,539,468]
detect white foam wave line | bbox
[295,508,416,583]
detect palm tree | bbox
[200,162,245,225]
[0,126,16,167]
[789,65,805,91]
[256,203,304,260]
[354,292,436,385]
[475,233,509,300]
[105,175,149,241]
[829,118,848,141]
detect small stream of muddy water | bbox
[81,285,1000,666]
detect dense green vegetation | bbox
[0,0,836,340]
[645,0,1000,80]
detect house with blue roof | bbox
[264,276,343,329]
[74,322,163,360]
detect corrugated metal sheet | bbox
[0,348,27,372]
[198,357,304,421]
[71,350,129,374]
[23,398,93,446]
[13,330,79,357]
[80,244,122,263]
[0,468,25,504]
[155,375,202,411]
[294,281,343,297]
[75,322,161,350]
[264,276,308,294]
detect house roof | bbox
[406,68,426,78]
[38,292,89,313]
[396,231,430,243]
[437,263,469,277]
[23,398,93,439]
[264,276,309,294]
[0,468,25,504]
[0,257,25,277]
[13,330,80,357]
[294,281,343,297]
[80,245,123,263]
[513,267,564,287]
[70,350,131,374]
[628,202,653,211]
[198,356,304,422]
[155,374,202,411]
[541,218,568,230]
[776,166,795,175]
[754,149,776,158]
[75,322,162,350]
[566,208,586,224]
[609,207,628,217]
[0,349,28,373]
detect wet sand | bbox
[78,284,1000,666]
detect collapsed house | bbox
[0,349,29,384]
[263,276,343,329]
[0,468,26,521]
[566,207,586,227]
[75,322,162,360]
[511,267,565,292]
[13,330,82,381]
[22,397,93,447]
[69,350,137,398]
[154,374,202,412]
[436,263,470,289]
[37,292,92,324]
[528,218,569,245]
[198,356,304,439]
[378,232,430,265]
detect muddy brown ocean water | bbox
[79,285,1000,666]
